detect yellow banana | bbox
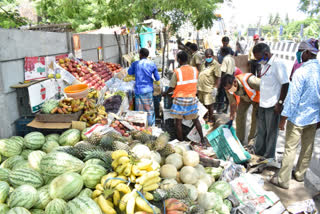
[137,159,152,170]
[93,197,99,203]
[92,189,102,198]
[135,196,154,213]
[134,184,142,191]
[126,191,137,214]
[118,156,130,165]
[110,176,127,188]
[111,150,128,160]
[115,183,131,194]
[101,172,117,186]
[119,192,131,211]
[142,183,159,192]
[106,199,114,208]
[130,174,136,183]
[113,190,120,206]
[144,191,154,200]
[136,171,160,185]
[115,164,127,175]
[142,176,161,187]
[95,183,104,191]
[131,165,141,176]
[111,158,120,169]
[124,163,132,176]
[97,195,117,214]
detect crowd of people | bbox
[128,35,320,189]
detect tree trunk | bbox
[161,28,168,78]
[114,32,123,66]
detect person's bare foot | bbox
[201,138,210,148]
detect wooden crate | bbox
[35,110,83,123]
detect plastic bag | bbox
[221,162,246,182]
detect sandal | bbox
[270,176,289,189]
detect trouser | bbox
[249,60,262,77]
[278,121,317,188]
[236,99,259,144]
[216,85,228,111]
[254,106,280,159]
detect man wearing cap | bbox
[248,34,261,77]
[271,39,320,189]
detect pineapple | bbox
[88,132,102,145]
[154,132,170,151]
[153,184,189,201]
[131,131,151,143]
[189,205,205,214]
[112,141,131,152]
[56,146,79,158]
[83,150,112,171]
[73,141,97,159]
[100,135,114,150]
[158,144,175,157]
[145,140,155,150]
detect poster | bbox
[73,35,82,59]
[24,57,47,81]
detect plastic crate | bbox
[15,116,36,136]
[206,125,251,164]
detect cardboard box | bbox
[35,110,83,123]
[123,111,148,128]
[27,119,71,129]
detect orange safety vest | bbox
[172,65,198,98]
[233,73,260,105]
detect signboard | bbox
[247,28,258,37]
[24,57,47,81]
[73,34,82,59]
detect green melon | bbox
[0,139,23,157]
[64,196,102,214]
[84,159,105,168]
[0,155,24,169]
[11,160,30,171]
[45,134,60,142]
[21,150,34,160]
[0,203,10,213]
[0,181,10,203]
[9,168,44,188]
[78,188,93,198]
[28,150,46,171]
[24,132,46,150]
[49,172,83,200]
[45,198,67,214]
[0,167,11,182]
[81,164,107,189]
[8,185,38,209]
[40,152,84,177]
[59,129,81,146]
[81,128,89,140]
[42,174,55,185]
[10,136,25,149]
[42,140,60,153]
[7,207,31,214]
[33,185,51,209]
[30,209,45,214]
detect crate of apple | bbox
[110,120,130,137]
[83,61,114,83]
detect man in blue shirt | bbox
[271,39,320,189]
[128,48,160,126]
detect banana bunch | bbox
[87,89,100,99]
[79,99,108,127]
[123,74,135,82]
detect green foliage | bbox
[0,0,30,29]
[299,0,320,16]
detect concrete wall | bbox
[0,28,132,138]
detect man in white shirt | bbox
[253,43,289,159]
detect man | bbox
[221,73,260,145]
[216,47,235,113]
[248,34,261,77]
[162,51,207,146]
[235,37,247,56]
[253,43,289,159]
[198,49,221,123]
[128,48,160,126]
[190,43,203,72]
[218,36,235,64]
[271,39,320,189]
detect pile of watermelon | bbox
[0,130,106,214]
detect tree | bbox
[299,0,320,16]
[268,14,274,25]
[0,0,30,29]
[285,13,290,25]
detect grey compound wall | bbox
[0,28,133,138]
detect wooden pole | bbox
[161,28,167,78]
[114,32,124,66]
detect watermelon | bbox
[78,188,93,198]
[81,164,107,188]
[7,207,31,214]
[8,184,38,209]
[49,172,83,200]
[0,203,9,213]
[0,139,22,157]
[42,140,60,153]
[81,128,89,140]
[40,152,84,177]
[45,198,67,214]
[45,134,60,142]
[42,174,55,185]
[0,167,10,182]
[11,160,30,170]
[1,155,24,169]
[28,150,46,171]
[9,168,44,188]
[65,196,102,214]
[59,129,81,146]
[84,159,105,168]
[24,132,46,149]
[10,136,25,149]
[21,149,34,160]
[30,209,45,214]
[0,181,10,203]
[33,185,51,209]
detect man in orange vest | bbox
[162,51,207,146]
[220,73,261,145]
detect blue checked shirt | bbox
[128,58,160,95]
[282,59,320,126]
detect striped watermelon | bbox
[30,209,45,214]
[1,155,24,169]
[59,129,81,146]
[0,139,22,157]
[84,159,105,168]
[9,168,44,188]
[24,132,46,150]
[0,181,10,203]
[28,150,46,171]
[78,188,93,198]
[7,207,31,214]
[0,167,10,182]
[8,184,38,209]
[34,185,51,209]
[42,140,60,153]
[65,196,102,214]
[45,134,60,142]
[0,203,9,213]
[49,172,83,200]
[11,160,30,171]
[45,198,67,214]
[42,174,55,185]
[40,152,84,177]
[10,136,25,149]
[81,128,89,140]
[81,164,107,188]
[21,149,34,160]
